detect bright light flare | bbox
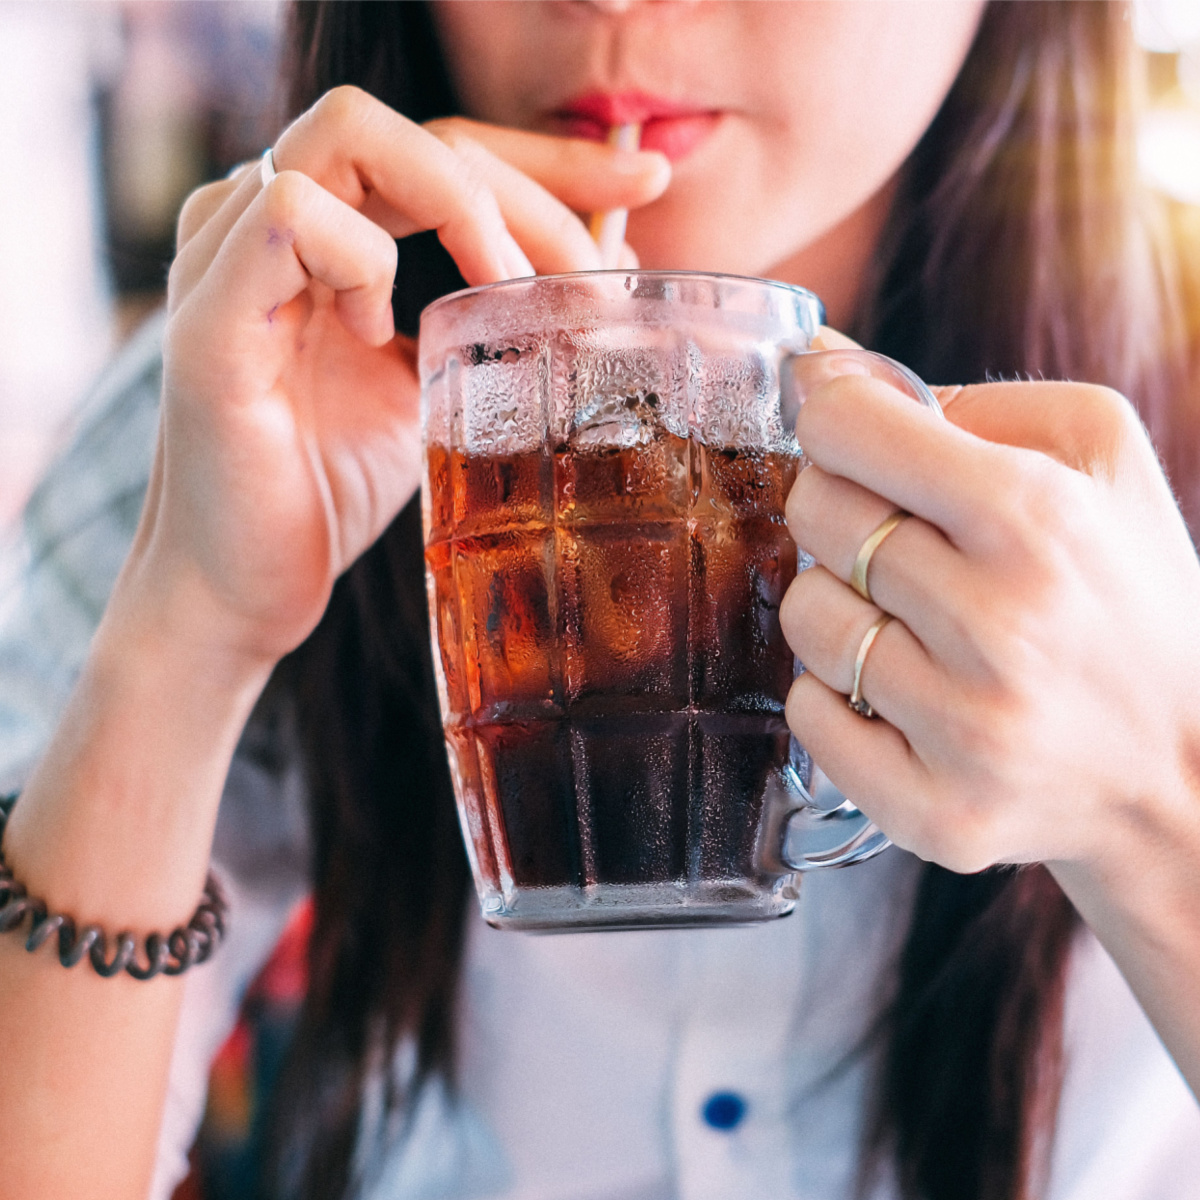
[1138,108,1200,205]
[1133,0,1200,53]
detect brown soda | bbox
[426,435,798,896]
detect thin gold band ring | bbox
[849,613,894,719]
[850,511,909,604]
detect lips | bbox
[554,90,721,162]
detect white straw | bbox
[588,122,642,269]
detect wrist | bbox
[98,570,279,708]
[3,567,280,932]
[1047,725,1200,1092]
[105,536,298,685]
[1048,725,1200,945]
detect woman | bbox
[1,2,1198,1198]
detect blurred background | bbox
[2,0,1200,535]
[0,0,283,533]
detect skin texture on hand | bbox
[145,91,671,670]
[780,332,1200,1098]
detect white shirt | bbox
[155,839,1200,1200]
[4,316,1199,1200]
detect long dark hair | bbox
[262,5,1198,1199]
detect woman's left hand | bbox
[779,344,1200,878]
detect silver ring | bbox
[260,146,277,188]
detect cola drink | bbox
[421,273,934,927]
[417,271,875,928]
[425,433,799,923]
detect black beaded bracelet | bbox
[0,794,227,980]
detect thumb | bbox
[810,325,863,352]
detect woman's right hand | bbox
[137,85,670,669]
[0,96,668,1199]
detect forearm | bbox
[1049,745,1200,1101]
[0,578,273,1199]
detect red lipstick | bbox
[555,90,721,162]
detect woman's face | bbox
[431,0,986,315]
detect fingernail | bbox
[782,350,874,431]
[810,326,861,353]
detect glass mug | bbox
[419,271,941,931]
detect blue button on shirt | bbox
[702,1092,747,1131]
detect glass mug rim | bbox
[419,267,826,327]
[418,270,931,931]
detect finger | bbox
[786,669,934,853]
[427,117,671,213]
[182,169,398,376]
[787,465,895,564]
[275,87,533,285]
[786,464,969,651]
[779,564,942,726]
[440,135,604,274]
[932,381,1187,562]
[177,173,247,248]
[617,242,640,270]
[794,371,1026,552]
[170,168,266,307]
[809,325,863,352]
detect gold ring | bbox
[850,511,909,604]
[849,613,893,718]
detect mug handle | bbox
[775,350,944,872]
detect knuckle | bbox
[262,169,309,225]
[931,826,1000,875]
[778,572,811,641]
[784,466,825,549]
[1072,382,1134,436]
[1081,384,1144,475]
[901,792,1002,874]
[939,686,1028,777]
[425,116,476,150]
[989,454,1046,528]
[1043,382,1140,478]
[793,381,838,446]
[784,670,818,731]
[176,183,219,243]
[314,84,372,131]
[165,252,191,303]
[543,201,589,248]
[377,225,400,269]
[984,469,1087,619]
[369,231,400,289]
[988,453,1073,554]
